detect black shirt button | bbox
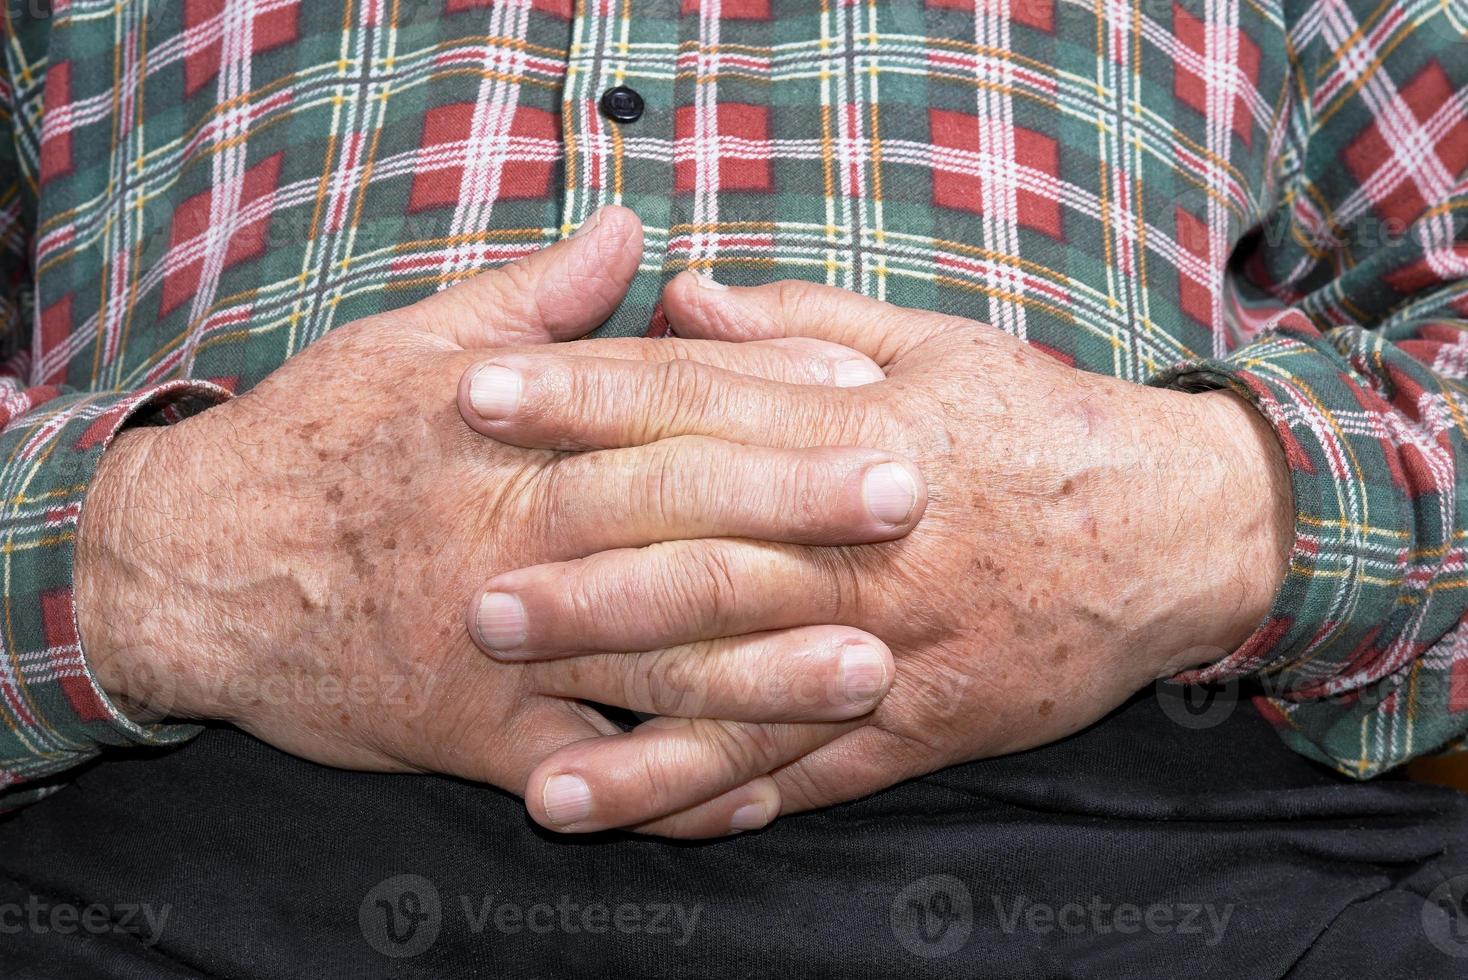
[599,86,645,123]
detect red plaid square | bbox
[38,297,71,382]
[1452,648,1468,713]
[159,153,283,317]
[38,61,73,184]
[1174,205,1214,325]
[184,0,302,97]
[929,109,1062,238]
[1345,61,1468,226]
[681,0,771,18]
[1173,4,1260,146]
[927,0,1055,33]
[674,104,773,193]
[410,104,559,212]
[42,588,111,724]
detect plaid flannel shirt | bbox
[0,0,1464,810]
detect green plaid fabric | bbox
[0,0,1464,808]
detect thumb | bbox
[405,205,643,348]
[660,272,953,367]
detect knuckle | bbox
[879,725,952,771]
[635,435,720,526]
[881,386,947,457]
[786,454,835,536]
[808,547,865,623]
[472,456,555,558]
[865,411,913,458]
[814,381,916,454]
[775,279,843,331]
[773,762,830,812]
[642,646,707,717]
[611,655,661,714]
[553,366,608,431]
[630,747,680,810]
[762,640,833,718]
[565,557,622,634]
[774,279,819,316]
[802,394,869,447]
[632,445,680,529]
[560,264,621,308]
[651,358,717,425]
[640,339,698,365]
[662,544,741,636]
[700,720,782,775]
[539,363,636,449]
[488,260,543,328]
[773,283,812,329]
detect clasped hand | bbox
[78,207,1290,839]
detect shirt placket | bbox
[562,0,682,337]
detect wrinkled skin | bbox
[75,209,918,838]
[459,273,1294,833]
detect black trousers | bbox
[2,687,1467,979]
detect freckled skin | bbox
[72,220,902,835]
[75,320,601,785]
[75,213,922,839]
[63,214,1297,838]
[816,328,1292,778]
[557,276,1300,818]
[74,318,619,786]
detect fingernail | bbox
[834,359,884,387]
[542,773,593,827]
[475,592,528,651]
[839,643,888,703]
[571,208,603,239]
[729,802,771,833]
[863,462,919,526]
[469,364,523,420]
[691,271,727,291]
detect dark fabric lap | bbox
[1,690,1466,979]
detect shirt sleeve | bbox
[0,26,228,811]
[1149,5,1468,777]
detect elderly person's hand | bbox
[459,273,1293,833]
[74,211,922,838]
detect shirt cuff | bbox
[1148,312,1408,695]
[0,380,230,805]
